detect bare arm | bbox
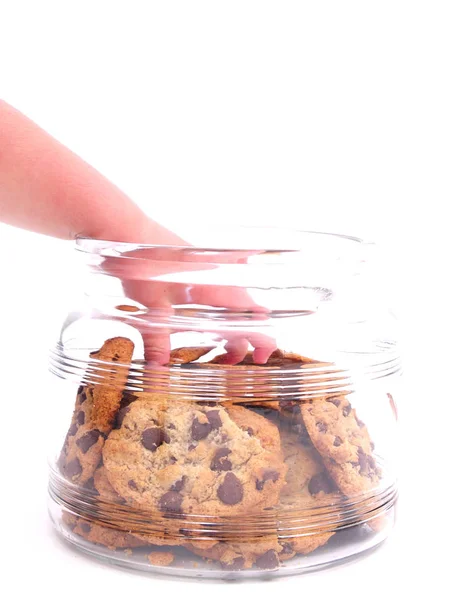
[0,100,185,244]
[0,101,274,364]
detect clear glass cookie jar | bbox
[48,229,400,579]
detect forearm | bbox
[0,101,185,244]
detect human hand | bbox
[0,101,275,363]
[103,245,276,365]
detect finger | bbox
[248,334,278,364]
[142,328,172,366]
[141,300,174,366]
[219,330,277,365]
[189,284,264,311]
[221,338,250,365]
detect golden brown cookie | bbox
[184,424,341,570]
[62,512,145,550]
[169,346,214,364]
[203,349,325,407]
[103,397,286,517]
[185,539,283,570]
[93,466,125,504]
[59,337,134,484]
[226,405,282,453]
[301,396,380,495]
[277,428,341,556]
[210,349,319,366]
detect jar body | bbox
[48,232,400,578]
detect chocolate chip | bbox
[191,417,212,440]
[357,448,373,475]
[308,472,336,495]
[128,480,138,490]
[370,441,375,451]
[221,557,245,570]
[68,423,78,437]
[84,478,98,494]
[65,458,82,479]
[170,476,186,492]
[188,444,196,451]
[281,543,293,555]
[255,550,279,569]
[76,430,102,454]
[210,448,232,472]
[159,491,183,513]
[256,470,280,491]
[80,522,91,533]
[197,401,216,407]
[245,427,254,436]
[333,436,343,446]
[342,405,351,417]
[327,397,341,407]
[77,386,87,402]
[217,473,243,505]
[317,421,327,433]
[206,410,222,429]
[367,454,376,469]
[280,400,301,414]
[115,406,131,429]
[76,411,85,425]
[141,427,170,451]
[356,416,365,428]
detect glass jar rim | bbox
[75,227,369,258]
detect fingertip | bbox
[223,338,249,365]
[252,344,278,365]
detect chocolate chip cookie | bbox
[301,396,381,495]
[277,428,341,555]
[204,349,324,407]
[185,538,283,570]
[63,505,183,549]
[210,349,320,366]
[169,346,214,364]
[102,397,286,517]
[184,424,341,569]
[92,466,125,504]
[59,337,134,484]
[62,512,145,549]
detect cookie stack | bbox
[58,337,382,571]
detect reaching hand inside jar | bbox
[0,101,276,364]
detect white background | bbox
[0,2,448,598]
